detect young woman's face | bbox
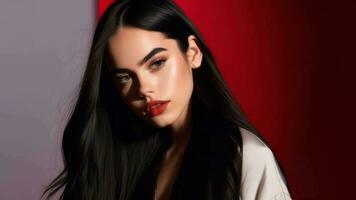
[107,27,202,129]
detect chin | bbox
[148,112,175,128]
[149,117,171,128]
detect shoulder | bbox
[238,127,292,200]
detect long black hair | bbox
[41,0,290,199]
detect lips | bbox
[145,100,170,116]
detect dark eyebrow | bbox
[138,47,168,66]
[110,68,131,75]
[110,47,168,74]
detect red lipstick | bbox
[146,100,170,117]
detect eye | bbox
[149,59,166,71]
[116,74,131,84]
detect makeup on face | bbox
[107,27,195,128]
[109,47,168,86]
[146,100,171,117]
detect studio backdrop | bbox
[2,0,354,199]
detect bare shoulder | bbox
[238,127,292,200]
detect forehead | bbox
[108,27,177,68]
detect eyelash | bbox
[117,58,166,84]
[150,59,166,70]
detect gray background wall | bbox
[0,0,95,199]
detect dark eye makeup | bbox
[115,58,167,85]
[149,58,166,70]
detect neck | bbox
[166,100,193,156]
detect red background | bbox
[98,0,356,199]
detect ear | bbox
[186,35,203,69]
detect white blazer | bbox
[239,127,292,200]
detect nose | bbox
[138,92,152,102]
[136,73,153,101]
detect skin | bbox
[107,26,203,199]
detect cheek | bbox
[118,84,130,97]
[161,60,193,103]
[114,85,138,111]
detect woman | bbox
[41,0,292,199]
